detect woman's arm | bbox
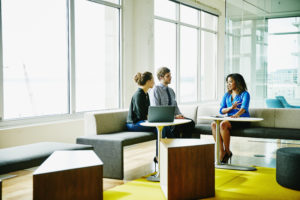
[221,101,240,114]
[231,92,250,118]
[231,108,245,118]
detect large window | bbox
[0,0,121,121]
[154,20,177,89]
[154,0,218,103]
[75,0,120,112]
[2,0,69,119]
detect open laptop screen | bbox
[148,106,175,122]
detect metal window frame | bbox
[0,0,3,121]
[154,3,218,104]
[0,0,122,125]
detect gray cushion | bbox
[94,110,128,134]
[76,131,156,179]
[0,142,93,174]
[78,131,156,148]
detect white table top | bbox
[140,119,191,127]
[198,116,263,122]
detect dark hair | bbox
[156,67,170,80]
[134,71,153,86]
[226,73,247,94]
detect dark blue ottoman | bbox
[276,147,300,190]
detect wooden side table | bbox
[160,139,215,200]
[33,150,103,200]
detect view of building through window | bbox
[267,17,300,100]
[226,15,300,106]
[225,0,300,107]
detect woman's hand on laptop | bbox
[175,114,184,119]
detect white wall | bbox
[0,0,226,148]
[0,119,84,148]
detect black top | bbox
[127,88,150,123]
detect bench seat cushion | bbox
[77,131,156,147]
[76,131,156,179]
[194,124,300,140]
[0,142,93,174]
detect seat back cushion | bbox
[197,105,220,124]
[275,108,300,129]
[94,110,128,134]
[178,105,198,122]
[250,108,275,128]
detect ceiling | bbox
[226,0,300,19]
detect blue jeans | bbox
[126,120,156,132]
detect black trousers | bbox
[162,117,195,138]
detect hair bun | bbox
[134,73,142,84]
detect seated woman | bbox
[126,71,156,132]
[127,72,158,165]
[211,73,250,164]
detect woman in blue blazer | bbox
[211,73,250,164]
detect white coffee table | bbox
[140,119,191,181]
[198,116,263,171]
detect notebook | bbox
[148,106,175,122]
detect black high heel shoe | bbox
[227,151,233,164]
[153,156,158,172]
[153,156,158,163]
[221,151,233,164]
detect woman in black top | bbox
[126,72,156,132]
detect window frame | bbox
[154,1,218,104]
[0,0,122,127]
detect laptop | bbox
[148,106,175,122]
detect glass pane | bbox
[154,0,176,20]
[269,17,300,33]
[75,0,120,112]
[267,33,300,99]
[2,0,68,119]
[201,31,217,101]
[201,11,218,31]
[180,4,198,26]
[154,20,177,89]
[240,36,251,54]
[180,26,198,103]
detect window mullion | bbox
[118,6,122,109]
[0,0,3,120]
[197,11,201,102]
[68,0,76,114]
[176,3,180,103]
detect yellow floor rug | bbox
[104,167,300,200]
